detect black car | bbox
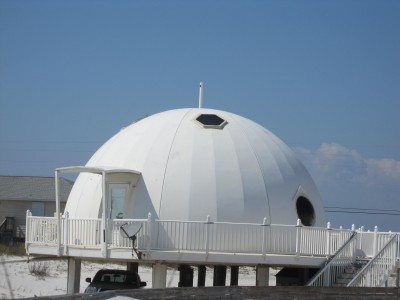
[85,269,147,293]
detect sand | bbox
[0,255,277,299]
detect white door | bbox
[109,184,129,219]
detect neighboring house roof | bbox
[0,176,73,202]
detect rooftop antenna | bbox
[198,82,203,108]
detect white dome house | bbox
[26,87,399,293]
[65,107,326,227]
[25,86,400,294]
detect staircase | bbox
[347,234,398,287]
[332,260,369,287]
[306,231,358,287]
[307,232,399,287]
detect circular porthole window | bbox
[296,196,315,226]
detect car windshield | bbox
[94,272,138,284]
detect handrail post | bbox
[205,215,211,256]
[295,219,301,256]
[146,213,152,254]
[325,265,331,287]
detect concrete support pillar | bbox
[230,266,239,286]
[152,263,167,289]
[127,262,139,273]
[67,257,81,294]
[198,265,206,287]
[178,265,194,287]
[213,265,227,286]
[256,265,269,287]
[397,268,400,288]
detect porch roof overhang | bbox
[56,166,141,176]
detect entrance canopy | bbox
[55,166,141,255]
[56,166,141,176]
[55,165,141,218]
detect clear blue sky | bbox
[1,0,399,231]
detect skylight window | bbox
[194,114,227,129]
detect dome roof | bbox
[65,108,326,226]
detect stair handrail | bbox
[306,231,357,287]
[347,233,398,287]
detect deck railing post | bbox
[146,213,152,253]
[358,226,364,251]
[326,222,331,256]
[261,217,268,257]
[351,224,357,262]
[373,226,378,257]
[295,219,301,256]
[25,210,32,252]
[63,211,69,255]
[101,170,108,258]
[205,215,211,256]
[55,170,62,256]
[101,212,107,257]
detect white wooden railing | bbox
[111,218,149,249]
[26,212,58,244]
[348,234,399,287]
[26,210,400,287]
[62,212,102,247]
[154,218,354,256]
[26,211,357,259]
[356,227,395,257]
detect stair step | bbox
[336,278,352,284]
[332,283,347,287]
[344,267,357,273]
[340,273,355,279]
[333,262,367,286]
